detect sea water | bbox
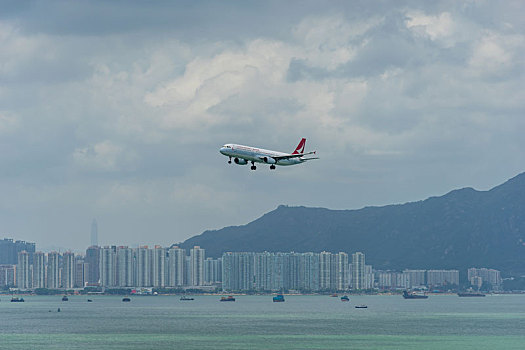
[1,294,524,349]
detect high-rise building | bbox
[75,256,88,288]
[190,246,205,286]
[47,252,60,289]
[91,219,98,247]
[100,246,116,287]
[204,257,222,285]
[17,251,31,289]
[168,246,185,287]
[299,252,319,291]
[116,247,133,287]
[426,270,459,287]
[62,252,75,289]
[468,268,502,289]
[136,246,152,287]
[85,246,100,285]
[319,251,332,290]
[1,238,35,264]
[351,252,365,290]
[32,252,46,288]
[0,264,16,287]
[222,252,254,291]
[403,270,426,288]
[152,246,167,288]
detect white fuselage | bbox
[219,144,304,166]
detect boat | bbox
[355,305,368,309]
[180,296,194,301]
[340,295,350,302]
[402,290,429,299]
[122,297,131,302]
[62,295,69,301]
[87,299,93,302]
[272,294,285,302]
[10,297,25,302]
[220,296,235,302]
[330,293,338,297]
[458,292,486,297]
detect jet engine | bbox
[261,156,276,164]
[234,158,248,165]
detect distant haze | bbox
[0,1,524,250]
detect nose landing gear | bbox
[228,157,232,164]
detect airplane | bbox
[219,138,318,170]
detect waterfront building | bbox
[47,252,60,289]
[85,246,100,285]
[168,246,185,287]
[152,246,167,287]
[299,252,320,291]
[222,252,254,291]
[403,270,426,288]
[351,252,366,290]
[0,264,16,287]
[136,246,152,287]
[100,246,116,287]
[319,251,332,290]
[16,251,31,289]
[33,252,46,288]
[468,268,502,289]
[62,252,75,289]
[75,256,88,288]
[190,246,205,286]
[204,257,222,285]
[426,270,459,287]
[116,247,134,287]
[333,252,349,291]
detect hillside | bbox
[181,173,525,274]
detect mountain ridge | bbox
[181,172,525,274]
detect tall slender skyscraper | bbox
[90,219,98,247]
[17,251,31,289]
[62,252,75,289]
[351,252,365,290]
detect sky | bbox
[0,0,524,252]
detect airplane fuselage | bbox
[220,144,303,166]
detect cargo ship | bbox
[272,294,285,302]
[458,292,486,297]
[180,296,194,301]
[402,290,429,299]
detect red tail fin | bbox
[292,138,306,154]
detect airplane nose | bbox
[219,147,227,155]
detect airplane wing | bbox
[271,151,317,160]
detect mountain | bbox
[181,173,525,275]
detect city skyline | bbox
[0,1,523,251]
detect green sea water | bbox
[1,294,524,349]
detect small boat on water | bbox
[11,297,25,302]
[340,295,350,302]
[220,296,235,302]
[273,294,285,302]
[180,296,194,301]
[87,299,93,302]
[122,297,131,302]
[62,295,69,301]
[330,293,338,297]
[403,290,429,299]
[355,305,368,309]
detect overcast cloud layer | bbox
[1,0,524,251]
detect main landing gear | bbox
[250,161,257,170]
[270,165,276,170]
